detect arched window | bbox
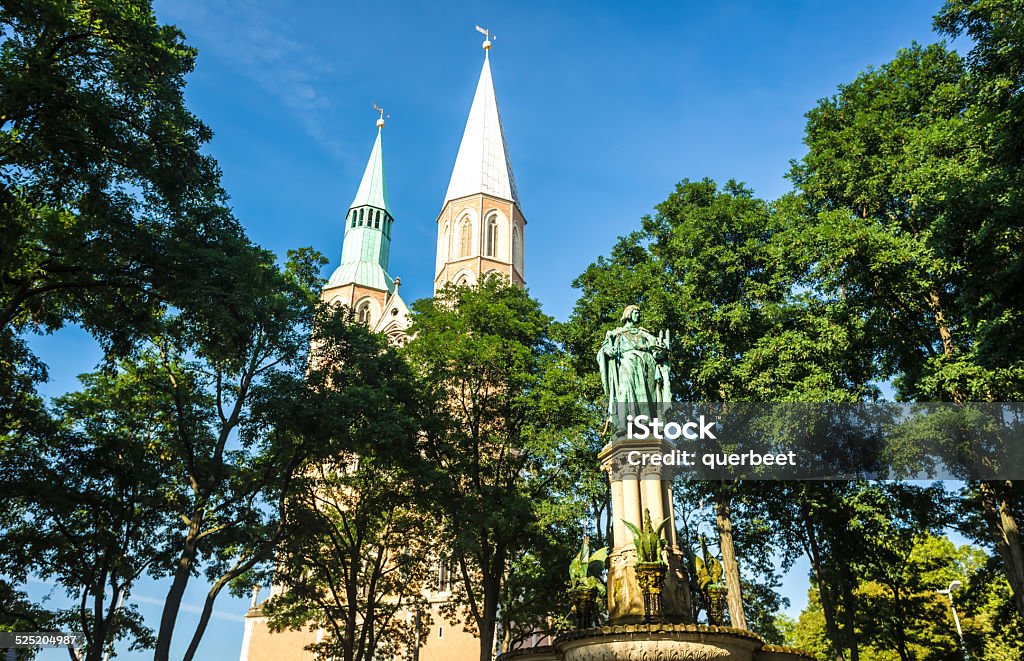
[485,213,498,257]
[482,268,506,285]
[439,222,449,269]
[356,300,372,325]
[458,217,472,257]
[350,211,356,228]
[374,210,380,229]
[455,274,470,287]
[512,226,523,272]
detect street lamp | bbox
[937,580,968,660]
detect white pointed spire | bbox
[443,41,519,206]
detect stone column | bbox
[664,481,678,548]
[610,478,626,549]
[621,470,642,531]
[641,469,665,524]
[600,438,693,624]
[603,455,642,622]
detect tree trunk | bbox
[980,480,1024,618]
[154,533,199,661]
[478,571,502,661]
[85,584,106,661]
[926,289,956,365]
[837,563,860,661]
[715,490,746,629]
[802,512,845,661]
[891,587,912,661]
[181,581,225,661]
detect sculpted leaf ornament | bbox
[622,508,669,565]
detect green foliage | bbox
[935,0,1024,168]
[0,244,324,661]
[0,0,250,349]
[264,303,433,661]
[740,580,791,645]
[788,40,1022,402]
[0,0,278,479]
[562,175,878,635]
[791,534,1024,661]
[562,0,1024,646]
[849,488,957,659]
[790,8,1024,620]
[1,3,1022,661]
[0,358,183,658]
[792,591,840,660]
[404,278,594,659]
[0,578,55,661]
[563,179,877,407]
[0,2,314,655]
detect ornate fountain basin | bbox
[552,624,812,661]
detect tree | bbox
[0,0,241,344]
[563,179,881,633]
[0,0,267,463]
[790,35,1024,617]
[790,533,1024,661]
[403,278,591,661]
[792,591,842,661]
[563,179,777,629]
[0,579,56,661]
[148,248,324,661]
[935,0,1024,169]
[0,365,175,661]
[933,1,1024,622]
[0,246,326,661]
[788,483,864,661]
[847,485,951,661]
[263,306,434,661]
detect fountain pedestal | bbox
[600,438,692,624]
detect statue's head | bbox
[621,305,640,323]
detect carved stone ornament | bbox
[555,623,763,661]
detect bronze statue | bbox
[597,304,671,434]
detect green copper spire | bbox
[326,112,396,293]
[349,121,392,215]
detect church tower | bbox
[434,32,526,291]
[322,111,410,341]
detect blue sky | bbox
[27,0,957,658]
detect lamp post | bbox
[937,580,968,660]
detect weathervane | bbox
[372,103,388,129]
[475,25,495,51]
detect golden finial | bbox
[475,25,495,51]
[372,103,388,129]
